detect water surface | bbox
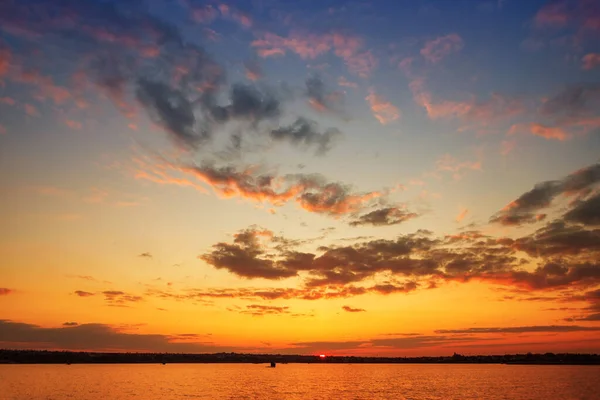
[1,364,598,399]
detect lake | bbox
[1,364,599,399]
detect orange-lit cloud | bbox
[456,208,469,222]
[0,288,13,295]
[420,33,464,63]
[509,123,569,141]
[529,123,569,141]
[135,157,387,218]
[365,89,400,124]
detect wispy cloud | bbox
[420,34,464,63]
[365,90,400,124]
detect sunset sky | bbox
[1,0,600,356]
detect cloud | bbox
[102,291,144,305]
[342,305,366,312]
[435,154,482,180]
[540,84,600,118]
[533,1,570,28]
[244,60,262,81]
[139,252,153,258]
[136,158,385,217]
[251,31,377,78]
[408,77,525,130]
[490,162,600,226]
[349,207,418,227]
[563,192,600,226]
[62,322,79,326]
[305,76,344,114]
[337,76,357,88]
[582,53,600,70]
[74,290,95,297]
[0,320,231,352]
[238,304,290,316]
[436,325,600,334]
[365,90,400,124]
[270,117,341,155]
[420,34,464,63]
[24,103,40,117]
[0,45,10,77]
[0,288,13,295]
[456,208,469,223]
[528,123,570,141]
[136,79,207,149]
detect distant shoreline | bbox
[1,350,599,365]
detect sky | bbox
[0,0,600,357]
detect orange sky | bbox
[1,0,600,355]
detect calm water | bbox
[1,364,599,400]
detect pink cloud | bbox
[15,69,72,105]
[338,76,358,88]
[24,103,40,117]
[365,89,400,124]
[252,31,377,77]
[191,4,218,23]
[0,124,6,135]
[501,140,516,156]
[435,154,482,180]
[582,53,600,70]
[420,34,464,63]
[456,208,469,223]
[509,123,569,141]
[0,46,10,77]
[409,77,525,132]
[65,119,82,130]
[218,3,253,28]
[398,57,414,75]
[0,96,15,106]
[529,123,569,141]
[533,1,570,28]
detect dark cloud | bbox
[197,218,600,296]
[239,304,290,316]
[199,228,297,280]
[513,221,600,257]
[62,322,79,326]
[0,288,13,295]
[349,207,418,227]
[0,320,232,352]
[136,79,209,148]
[490,162,600,226]
[138,252,153,258]
[74,290,94,297]
[102,291,144,305]
[305,76,344,114]
[540,84,600,118]
[342,305,366,312]
[435,325,600,334]
[208,83,282,124]
[564,192,600,226]
[270,117,341,155]
[152,162,385,217]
